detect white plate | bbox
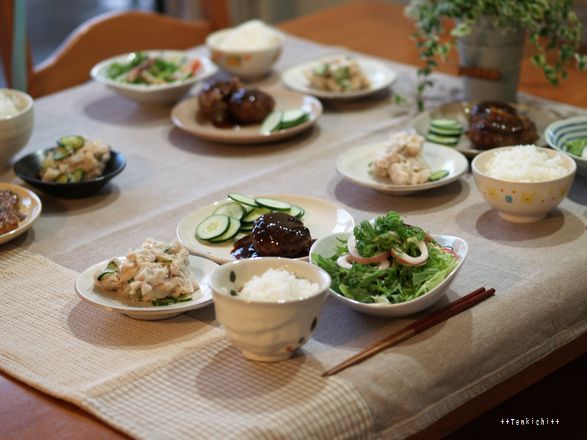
[336,141,468,195]
[281,56,398,99]
[0,183,42,245]
[91,50,217,104]
[177,194,355,264]
[309,232,468,317]
[411,101,558,157]
[171,89,322,144]
[75,255,217,320]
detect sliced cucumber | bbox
[428,169,450,182]
[243,207,272,223]
[227,193,258,207]
[280,109,309,129]
[97,261,118,281]
[69,169,85,183]
[58,135,85,150]
[152,297,176,306]
[55,173,69,183]
[426,133,459,146]
[428,126,463,136]
[242,204,256,214]
[209,217,241,243]
[175,295,193,303]
[53,146,71,161]
[213,202,245,220]
[430,119,463,130]
[288,205,305,218]
[196,214,230,241]
[239,223,254,232]
[255,197,291,211]
[260,111,283,134]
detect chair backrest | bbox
[0,0,230,97]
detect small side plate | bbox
[0,182,42,245]
[75,255,218,320]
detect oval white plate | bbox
[336,141,468,195]
[75,255,217,320]
[171,89,322,144]
[0,182,42,245]
[91,50,217,104]
[309,232,468,317]
[411,101,558,157]
[177,194,355,264]
[281,56,398,99]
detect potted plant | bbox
[406,0,586,109]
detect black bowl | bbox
[13,148,126,198]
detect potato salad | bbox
[94,239,198,305]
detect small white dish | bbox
[336,141,469,195]
[171,88,322,144]
[75,255,217,320]
[208,257,330,362]
[309,232,468,317]
[177,194,355,264]
[411,101,558,157]
[0,182,42,245]
[91,50,217,104]
[281,56,397,99]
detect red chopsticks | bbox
[322,287,495,377]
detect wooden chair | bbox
[0,0,230,97]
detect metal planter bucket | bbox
[457,21,525,102]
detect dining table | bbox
[1,1,586,439]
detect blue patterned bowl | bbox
[545,115,587,177]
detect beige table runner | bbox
[1,34,586,439]
[0,246,374,439]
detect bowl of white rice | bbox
[472,145,576,223]
[0,89,33,169]
[208,257,330,362]
[206,20,285,78]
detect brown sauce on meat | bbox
[0,190,24,235]
[231,213,314,260]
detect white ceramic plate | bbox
[309,232,468,317]
[281,56,398,99]
[91,50,217,104]
[411,101,558,157]
[336,141,469,195]
[177,194,355,264]
[171,89,322,144]
[75,255,217,320]
[0,182,42,245]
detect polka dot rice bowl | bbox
[208,257,330,362]
[472,146,576,223]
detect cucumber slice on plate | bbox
[58,135,85,150]
[228,193,258,207]
[243,207,272,223]
[239,223,254,232]
[255,197,292,211]
[288,205,305,218]
[69,169,85,183]
[280,109,309,129]
[428,169,450,182]
[260,111,283,134]
[213,201,246,220]
[196,214,230,241]
[430,119,463,130]
[428,126,463,136]
[426,133,460,146]
[209,217,241,243]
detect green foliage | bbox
[406,0,585,110]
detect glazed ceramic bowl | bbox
[472,146,576,223]
[208,257,330,362]
[13,148,126,198]
[206,27,284,78]
[309,232,468,318]
[0,89,34,168]
[90,50,217,104]
[545,115,587,177]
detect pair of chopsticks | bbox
[322,287,495,377]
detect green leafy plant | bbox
[406,0,586,110]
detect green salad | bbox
[107,52,201,85]
[312,211,459,304]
